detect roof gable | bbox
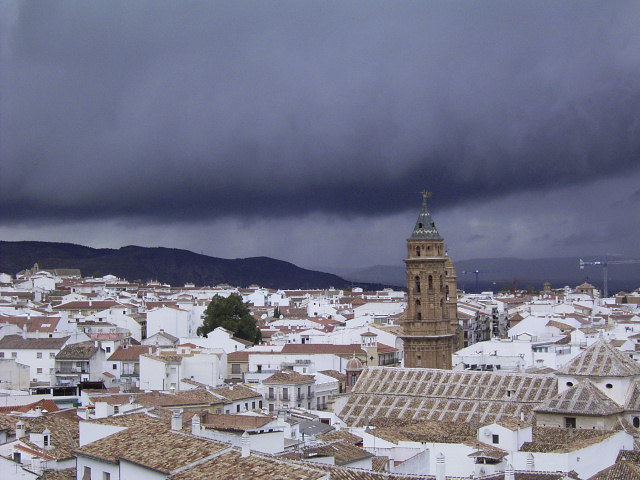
[535,380,624,416]
[557,339,640,377]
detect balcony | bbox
[55,368,87,375]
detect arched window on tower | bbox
[415,276,421,293]
[445,285,450,301]
[428,275,433,291]
[439,275,444,290]
[417,311,422,320]
[416,247,421,257]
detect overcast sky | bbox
[2,1,640,271]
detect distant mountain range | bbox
[2,241,638,294]
[0,241,360,290]
[327,257,640,294]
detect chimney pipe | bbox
[241,431,251,458]
[435,452,445,480]
[171,409,183,431]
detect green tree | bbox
[197,294,262,344]
[273,306,281,319]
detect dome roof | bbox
[346,356,364,371]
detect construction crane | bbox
[579,256,640,298]
[461,269,480,293]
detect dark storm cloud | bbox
[2,1,640,223]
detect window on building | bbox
[0,352,4,358]
[112,364,117,370]
[415,276,421,293]
[492,434,499,444]
[231,364,241,374]
[37,368,43,374]
[283,387,289,400]
[428,275,433,291]
[565,417,576,428]
[105,346,111,353]
[103,473,111,480]
[633,417,640,428]
[37,352,43,359]
[13,452,21,463]
[113,406,119,414]
[82,466,91,480]
[12,352,17,358]
[236,405,240,413]
[50,353,56,359]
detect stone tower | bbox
[401,191,456,369]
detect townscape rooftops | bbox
[340,366,557,427]
[263,369,316,384]
[534,380,624,416]
[209,384,261,401]
[370,419,475,445]
[520,426,616,453]
[0,315,60,332]
[56,341,98,360]
[201,413,272,432]
[169,450,327,480]
[281,439,373,465]
[556,338,640,377]
[0,334,70,350]
[75,422,228,473]
[108,345,152,361]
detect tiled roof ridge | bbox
[534,379,624,416]
[557,338,640,377]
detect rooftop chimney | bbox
[191,413,201,435]
[526,453,535,471]
[504,463,515,480]
[16,420,26,439]
[435,452,445,480]
[241,431,251,458]
[171,409,183,431]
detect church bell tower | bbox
[401,191,456,369]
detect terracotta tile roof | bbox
[228,350,249,361]
[317,429,362,445]
[38,468,76,480]
[201,413,272,432]
[263,370,315,385]
[587,461,640,480]
[75,423,229,473]
[520,426,616,453]
[134,389,225,408]
[0,335,70,350]
[108,345,152,361]
[281,439,373,465]
[209,385,261,401]
[535,380,624,416]
[369,419,475,444]
[56,341,98,360]
[0,410,82,460]
[169,450,327,480]
[53,300,123,310]
[557,339,640,377]
[319,370,347,382]
[340,367,557,427]
[0,398,60,414]
[0,315,60,332]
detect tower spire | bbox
[412,191,440,239]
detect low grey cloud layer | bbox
[2,1,640,268]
